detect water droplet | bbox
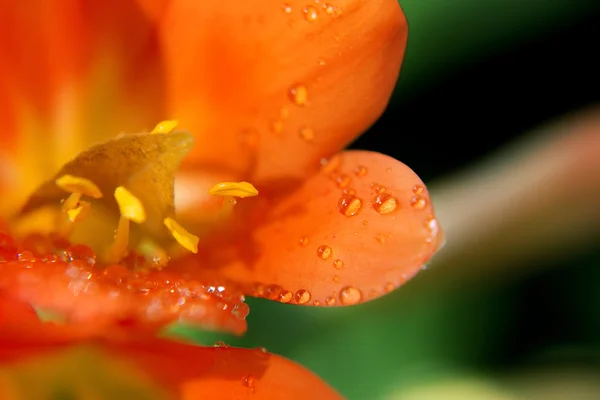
[372,193,397,214]
[375,234,386,244]
[317,245,332,260]
[65,244,96,266]
[313,300,321,306]
[410,195,427,210]
[232,302,250,319]
[303,5,318,21]
[298,236,309,247]
[320,154,342,174]
[333,259,344,269]
[289,84,308,105]
[295,289,311,304]
[385,167,392,173]
[335,174,351,188]
[278,290,293,303]
[332,275,340,283]
[337,194,362,217]
[339,286,362,305]
[318,58,326,66]
[342,187,356,196]
[362,220,369,226]
[243,375,256,389]
[369,289,379,298]
[282,3,293,13]
[214,341,230,348]
[326,296,336,305]
[384,282,394,292]
[412,184,424,195]
[270,120,284,134]
[354,165,368,177]
[257,346,268,353]
[371,183,386,194]
[299,127,314,141]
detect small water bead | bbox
[339,286,362,305]
[371,183,386,194]
[316,245,332,260]
[332,275,340,283]
[270,120,284,134]
[282,3,292,13]
[384,282,394,293]
[361,220,369,226]
[318,58,326,66]
[412,184,425,195]
[299,127,314,142]
[232,302,250,319]
[375,234,386,244]
[333,259,344,269]
[295,289,311,304]
[243,375,256,389]
[410,195,427,210]
[65,244,96,266]
[313,300,321,305]
[298,236,309,247]
[385,167,392,173]
[289,84,308,105]
[354,165,368,177]
[335,174,351,189]
[303,6,319,21]
[342,187,357,196]
[337,194,362,217]
[325,296,336,305]
[213,341,230,348]
[278,290,293,303]
[372,193,398,214]
[264,284,282,300]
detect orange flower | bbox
[0,294,343,399]
[0,0,443,334]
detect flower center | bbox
[11,121,258,267]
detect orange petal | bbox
[154,0,407,182]
[180,151,442,306]
[0,1,163,216]
[0,234,249,335]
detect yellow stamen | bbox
[208,181,259,198]
[66,201,91,223]
[114,186,146,224]
[61,192,82,212]
[151,120,179,134]
[55,175,103,199]
[108,215,130,262]
[164,217,199,254]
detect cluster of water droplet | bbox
[0,232,249,333]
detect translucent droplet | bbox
[313,300,321,306]
[385,167,392,173]
[372,193,397,214]
[354,165,368,177]
[295,289,311,304]
[278,290,293,303]
[317,245,332,260]
[303,5,318,21]
[232,302,250,319]
[337,194,362,217]
[326,296,336,305]
[214,341,230,348]
[335,174,351,189]
[371,183,386,194]
[320,154,342,174]
[243,375,256,389]
[270,120,284,134]
[289,84,308,105]
[339,286,362,305]
[298,236,309,247]
[384,282,394,292]
[299,127,314,141]
[333,259,344,269]
[342,187,357,196]
[318,58,326,66]
[361,220,369,226]
[332,275,340,283]
[412,184,424,195]
[410,195,427,210]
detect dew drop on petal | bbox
[295,289,311,304]
[298,236,309,247]
[384,282,394,293]
[243,375,256,389]
[326,296,336,305]
[303,5,318,21]
[354,165,368,177]
[339,286,362,305]
[371,183,387,194]
[410,195,427,210]
[289,84,308,105]
[412,184,425,195]
[333,259,344,269]
[332,275,340,283]
[282,3,292,13]
[278,290,293,303]
[361,220,369,226]
[372,193,398,214]
[299,127,314,141]
[335,174,352,189]
[313,300,321,306]
[337,194,362,217]
[316,245,332,260]
[214,341,230,348]
[232,302,250,319]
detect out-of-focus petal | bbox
[0,234,249,335]
[154,0,407,182]
[179,151,442,306]
[0,0,163,216]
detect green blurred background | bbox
[171,1,600,398]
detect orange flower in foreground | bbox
[0,0,443,334]
[0,294,342,399]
